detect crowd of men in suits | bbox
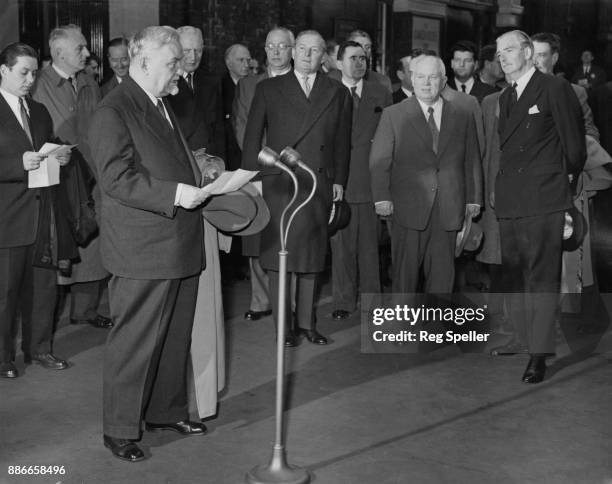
[1,21,610,461]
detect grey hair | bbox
[266,27,295,47]
[347,30,371,42]
[224,43,249,62]
[410,54,446,77]
[49,24,82,52]
[129,26,180,62]
[177,26,203,42]
[497,29,534,52]
[295,30,325,47]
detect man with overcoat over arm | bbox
[242,29,351,346]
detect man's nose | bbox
[83,47,90,57]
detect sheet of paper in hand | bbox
[28,143,76,188]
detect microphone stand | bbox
[246,147,311,484]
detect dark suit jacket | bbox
[233,71,268,149]
[168,69,226,158]
[346,80,392,203]
[327,68,392,92]
[370,96,482,231]
[242,71,351,272]
[100,76,120,98]
[0,96,52,248]
[571,64,606,91]
[495,69,586,219]
[89,76,204,279]
[392,87,409,104]
[448,77,499,104]
[592,81,612,153]
[221,73,241,170]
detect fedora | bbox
[201,182,270,236]
[328,199,351,236]
[455,216,483,257]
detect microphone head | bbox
[258,147,280,167]
[279,147,300,168]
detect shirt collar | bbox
[454,76,475,93]
[0,87,26,113]
[401,86,413,97]
[294,70,317,83]
[52,64,73,80]
[416,96,443,117]
[268,66,291,77]
[512,66,536,99]
[341,77,363,96]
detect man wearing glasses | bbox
[242,30,351,346]
[234,27,295,324]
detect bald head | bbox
[225,44,251,80]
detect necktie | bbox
[427,106,439,154]
[156,98,172,129]
[584,66,589,76]
[302,75,311,97]
[461,83,466,93]
[187,73,194,91]
[350,85,360,112]
[67,76,77,94]
[19,97,33,145]
[506,82,518,118]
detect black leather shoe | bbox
[103,435,145,462]
[91,315,113,328]
[522,355,546,384]
[299,328,328,345]
[145,420,207,435]
[244,309,272,321]
[284,331,299,347]
[332,309,350,320]
[29,353,69,370]
[0,362,18,378]
[490,341,529,356]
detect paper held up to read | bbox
[28,143,76,188]
[201,169,258,195]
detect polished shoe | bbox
[28,353,69,370]
[0,362,18,378]
[284,331,299,347]
[299,328,328,345]
[90,315,113,329]
[103,435,145,462]
[244,309,272,321]
[145,420,207,435]
[490,341,529,356]
[522,355,546,384]
[332,309,350,320]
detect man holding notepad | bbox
[0,42,74,378]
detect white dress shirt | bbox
[454,77,475,94]
[0,87,28,130]
[512,66,536,100]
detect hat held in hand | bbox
[455,216,483,257]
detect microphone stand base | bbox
[246,446,311,484]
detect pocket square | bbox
[528,105,540,114]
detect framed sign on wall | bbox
[411,15,441,55]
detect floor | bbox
[1,275,611,484]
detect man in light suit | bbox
[89,26,210,462]
[370,54,482,293]
[100,37,129,97]
[242,29,351,346]
[0,43,73,377]
[494,30,585,383]
[330,40,392,320]
[234,27,294,322]
[32,24,111,329]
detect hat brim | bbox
[231,183,270,236]
[202,190,257,233]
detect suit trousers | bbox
[248,256,270,312]
[499,211,563,354]
[269,271,316,332]
[331,202,380,311]
[391,199,456,294]
[70,278,110,320]
[103,274,198,439]
[0,245,57,362]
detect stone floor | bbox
[1,277,611,484]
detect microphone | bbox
[257,146,282,168]
[279,147,299,168]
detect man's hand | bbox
[22,151,46,171]
[178,185,210,209]
[375,201,393,217]
[333,184,344,201]
[466,203,480,218]
[55,152,71,166]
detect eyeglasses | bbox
[265,43,292,51]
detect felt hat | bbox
[562,206,587,252]
[455,216,483,257]
[328,199,351,236]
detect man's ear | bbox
[397,69,404,81]
[552,52,559,68]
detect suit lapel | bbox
[0,94,33,150]
[353,82,374,139]
[437,98,455,157]
[499,70,542,146]
[289,72,336,147]
[405,97,434,154]
[166,101,202,186]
